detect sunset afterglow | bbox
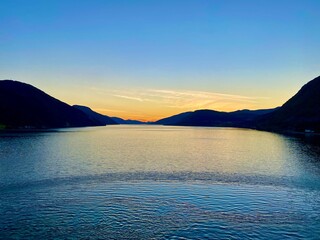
[1,0,319,121]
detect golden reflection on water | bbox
[1,125,320,185]
[48,125,318,177]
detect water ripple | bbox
[1,171,320,193]
[1,181,320,239]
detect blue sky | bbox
[1,0,319,120]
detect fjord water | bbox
[1,126,320,239]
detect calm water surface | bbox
[1,125,320,239]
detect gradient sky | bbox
[1,0,319,121]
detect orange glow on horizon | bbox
[83,88,286,122]
[43,84,296,122]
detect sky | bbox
[1,0,320,121]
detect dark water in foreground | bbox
[1,126,320,239]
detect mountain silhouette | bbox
[2,75,319,132]
[111,117,144,124]
[155,109,276,127]
[256,76,320,132]
[156,76,320,133]
[73,105,117,125]
[155,111,193,125]
[0,80,103,129]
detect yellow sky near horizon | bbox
[43,85,298,122]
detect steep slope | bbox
[73,105,117,125]
[257,76,320,132]
[0,80,101,129]
[154,111,193,125]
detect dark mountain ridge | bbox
[73,106,144,125]
[73,105,117,125]
[155,75,320,133]
[155,108,277,127]
[154,111,193,125]
[0,80,103,129]
[2,75,320,132]
[111,117,144,124]
[256,76,320,132]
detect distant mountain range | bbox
[155,108,277,127]
[1,76,320,132]
[0,80,104,129]
[156,76,320,133]
[73,105,117,125]
[111,117,144,125]
[73,105,145,125]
